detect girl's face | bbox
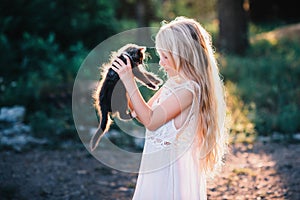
[157,51,177,77]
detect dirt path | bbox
[0,141,299,200]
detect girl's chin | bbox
[163,67,177,76]
[166,71,177,77]
[164,67,172,72]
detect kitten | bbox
[91,44,162,151]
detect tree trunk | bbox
[135,0,152,44]
[217,0,249,55]
[136,0,150,27]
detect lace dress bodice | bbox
[146,76,198,152]
[132,76,207,200]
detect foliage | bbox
[29,108,78,144]
[0,0,118,49]
[1,0,299,146]
[248,21,288,37]
[155,0,217,21]
[0,0,118,143]
[0,32,87,110]
[224,81,256,143]
[220,38,300,135]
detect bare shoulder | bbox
[168,78,196,96]
[171,87,194,104]
[158,85,193,111]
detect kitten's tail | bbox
[90,110,109,151]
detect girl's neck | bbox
[168,73,187,84]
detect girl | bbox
[112,16,227,200]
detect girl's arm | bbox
[128,87,163,121]
[112,56,193,131]
[146,87,163,107]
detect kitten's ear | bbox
[139,46,146,53]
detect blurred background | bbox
[1,0,300,151]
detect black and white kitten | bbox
[91,43,162,151]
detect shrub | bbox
[220,39,300,135]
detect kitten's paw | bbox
[147,83,159,90]
[153,78,163,85]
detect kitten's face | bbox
[125,47,145,66]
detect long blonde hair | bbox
[155,16,228,175]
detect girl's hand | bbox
[111,55,134,84]
[131,110,137,118]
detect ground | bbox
[251,23,300,43]
[0,140,299,200]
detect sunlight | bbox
[224,81,256,144]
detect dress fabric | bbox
[132,77,207,200]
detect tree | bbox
[0,0,118,107]
[0,0,118,50]
[249,0,300,23]
[217,0,249,55]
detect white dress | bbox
[132,77,207,200]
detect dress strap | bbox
[165,78,201,104]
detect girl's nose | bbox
[159,60,163,66]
